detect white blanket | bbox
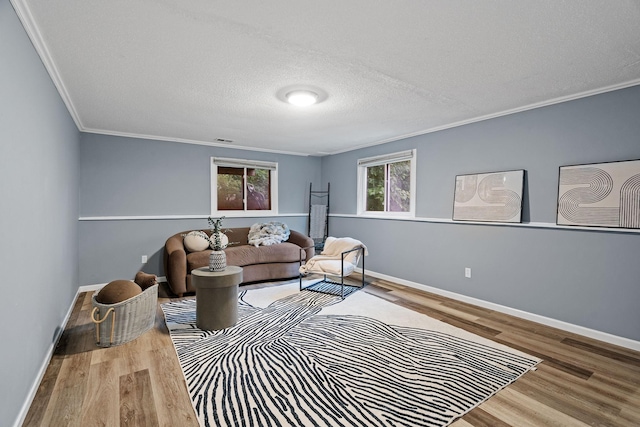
[248,222,290,247]
[299,237,368,276]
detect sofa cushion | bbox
[96,280,142,304]
[225,242,304,266]
[185,242,305,272]
[224,227,251,246]
[184,231,210,252]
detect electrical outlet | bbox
[464,267,471,278]
[141,255,148,264]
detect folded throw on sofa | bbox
[248,222,290,247]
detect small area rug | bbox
[161,281,540,427]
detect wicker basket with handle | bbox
[91,284,158,347]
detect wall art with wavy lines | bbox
[557,159,640,229]
[453,169,524,223]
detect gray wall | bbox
[5,0,637,423]
[0,2,80,426]
[79,133,321,284]
[321,85,640,342]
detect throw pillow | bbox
[134,271,157,290]
[96,280,142,304]
[183,231,210,252]
[209,232,229,250]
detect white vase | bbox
[209,250,226,272]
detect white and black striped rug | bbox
[162,282,540,427]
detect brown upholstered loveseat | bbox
[163,227,314,297]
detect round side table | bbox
[191,266,243,331]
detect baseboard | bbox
[15,274,172,426]
[78,276,167,293]
[13,286,84,427]
[79,283,105,293]
[16,270,638,426]
[359,268,640,352]
[64,274,640,352]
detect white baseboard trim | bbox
[16,274,170,427]
[17,269,638,426]
[360,268,640,352]
[13,287,85,427]
[77,276,167,293]
[79,283,105,292]
[87,272,640,351]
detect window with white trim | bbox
[357,149,416,216]
[211,157,278,216]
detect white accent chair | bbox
[299,237,367,298]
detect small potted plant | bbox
[208,216,229,271]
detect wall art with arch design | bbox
[453,170,525,223]
[557,159,640,229]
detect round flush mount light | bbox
[276,85,327,106]
[286,90,319,106]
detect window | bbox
[211,157,278,216]
[357,149,416,216]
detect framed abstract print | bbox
[453,170,524,223]
[557,159,640,229]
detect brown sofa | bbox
[164,227,314,296]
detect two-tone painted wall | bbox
[1,2,80,426]
[78,85,640,346]
[321,85,640,343]
[4,0,640,423]
[78,133,322,285]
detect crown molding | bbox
[325,79,640,156]
[10,0,84,130]
[11,0,640,158]
[80,128,313,157]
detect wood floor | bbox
[23,276,640,427]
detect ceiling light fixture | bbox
[286,90,318,106]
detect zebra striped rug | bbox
[162,282,540,427]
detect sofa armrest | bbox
[288,230,315,261]
[164,233,188,296]
[299,245,315,266]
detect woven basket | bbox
[91,284,158,347]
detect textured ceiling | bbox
[12,0,640,156]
